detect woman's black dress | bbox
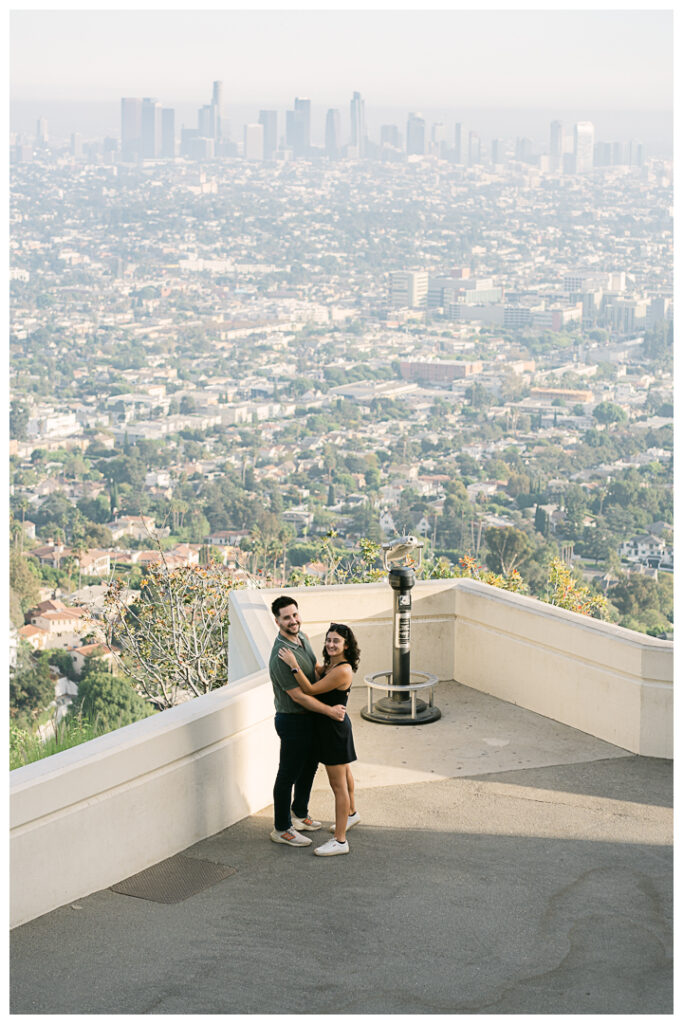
[314,664,357,766]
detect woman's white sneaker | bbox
[314,838,350,856]
[329,811,360,832]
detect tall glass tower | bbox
[574,121,595,173]
[258,110,278,160]
[211,81,223,140]
[550,120,564,172]
[350,91,365,156]
[325,109,341,159]
[294,97,311,154]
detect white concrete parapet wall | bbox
[11,578,672,928]
[10,672,279,929]
[450,579,673,759]
[228,580,672,758]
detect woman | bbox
[278,622,360,857]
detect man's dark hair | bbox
[271,595,299,618]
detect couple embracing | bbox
[268,596,360,857]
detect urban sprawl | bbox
[10,82,673,742]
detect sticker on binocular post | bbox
[399,593,411,608]
[395,612,411,649]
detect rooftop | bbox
[11,682,672,1014]
[10,578,673,1013]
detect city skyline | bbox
[11,8,673,111]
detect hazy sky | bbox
[10,7,673,111]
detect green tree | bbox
[609,573,672,624]
[77,495,112,524]
[484,526,534,575]
[9,549,41,614]
[10,643,54,721]
[563,484,588,535]
[10,400,29,441]
[466,382,490,409]
[534,504,549,538]
[593,401,627,429]
[81,523,114,548]
[76,665,151,727]
[48,648,79,681]
[364,467,381,491]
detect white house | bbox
[619,534,672,567]
[379,509,397,536]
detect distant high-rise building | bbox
[468,131,481,164]
[350,91,366,156]
[453,123,463,163]
[285,109,301,156]
[141,98,162,158]
[35,118,48,145]
[70,132,82,158]
[181,128,214,160]
[285,109,297,152]
[594,141,612,167]
[325,108,341,159]
[549,120,564,172]
[121,98,142,161]
[573,121,594,173]
[380,124,401,149]
[211,81,223,140]
[627,139,645,167]
[197,81,223,143]
[198,105,213,138]
[406,113,426,155]
[294,97,311,153]
[286,99,310,158]
[515,137,534,163]
[390,270,429,308]
[490,138,504,164]
[161,108,176,158]
[431,122,446,157]
[611,141,623,166]
[244,123,264,161]
[258,110,277,160]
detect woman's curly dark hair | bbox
[323,623,360,673]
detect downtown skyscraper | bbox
[574,121,595,173]
[285,97,310,158]
[258,110,277,160]
[406,112,426,155]
[325,108,341,159]
[350,91,366,157]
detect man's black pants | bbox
[273,712,318,831]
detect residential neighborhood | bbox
[10,139,673,742]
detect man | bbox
[269,595,346,847]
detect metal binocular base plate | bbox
[360,695,442,726]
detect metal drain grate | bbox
[110,854,236,904]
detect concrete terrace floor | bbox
[10,682,673,1015]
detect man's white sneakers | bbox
[291,815,322,831]
[314,838,350,857]
[270,828,312,847]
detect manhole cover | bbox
[110,854,236,904]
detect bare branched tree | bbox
[104,553,241,709]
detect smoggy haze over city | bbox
[11,9,672,108]
[9,8,674,154]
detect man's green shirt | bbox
[269,631,318,714]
